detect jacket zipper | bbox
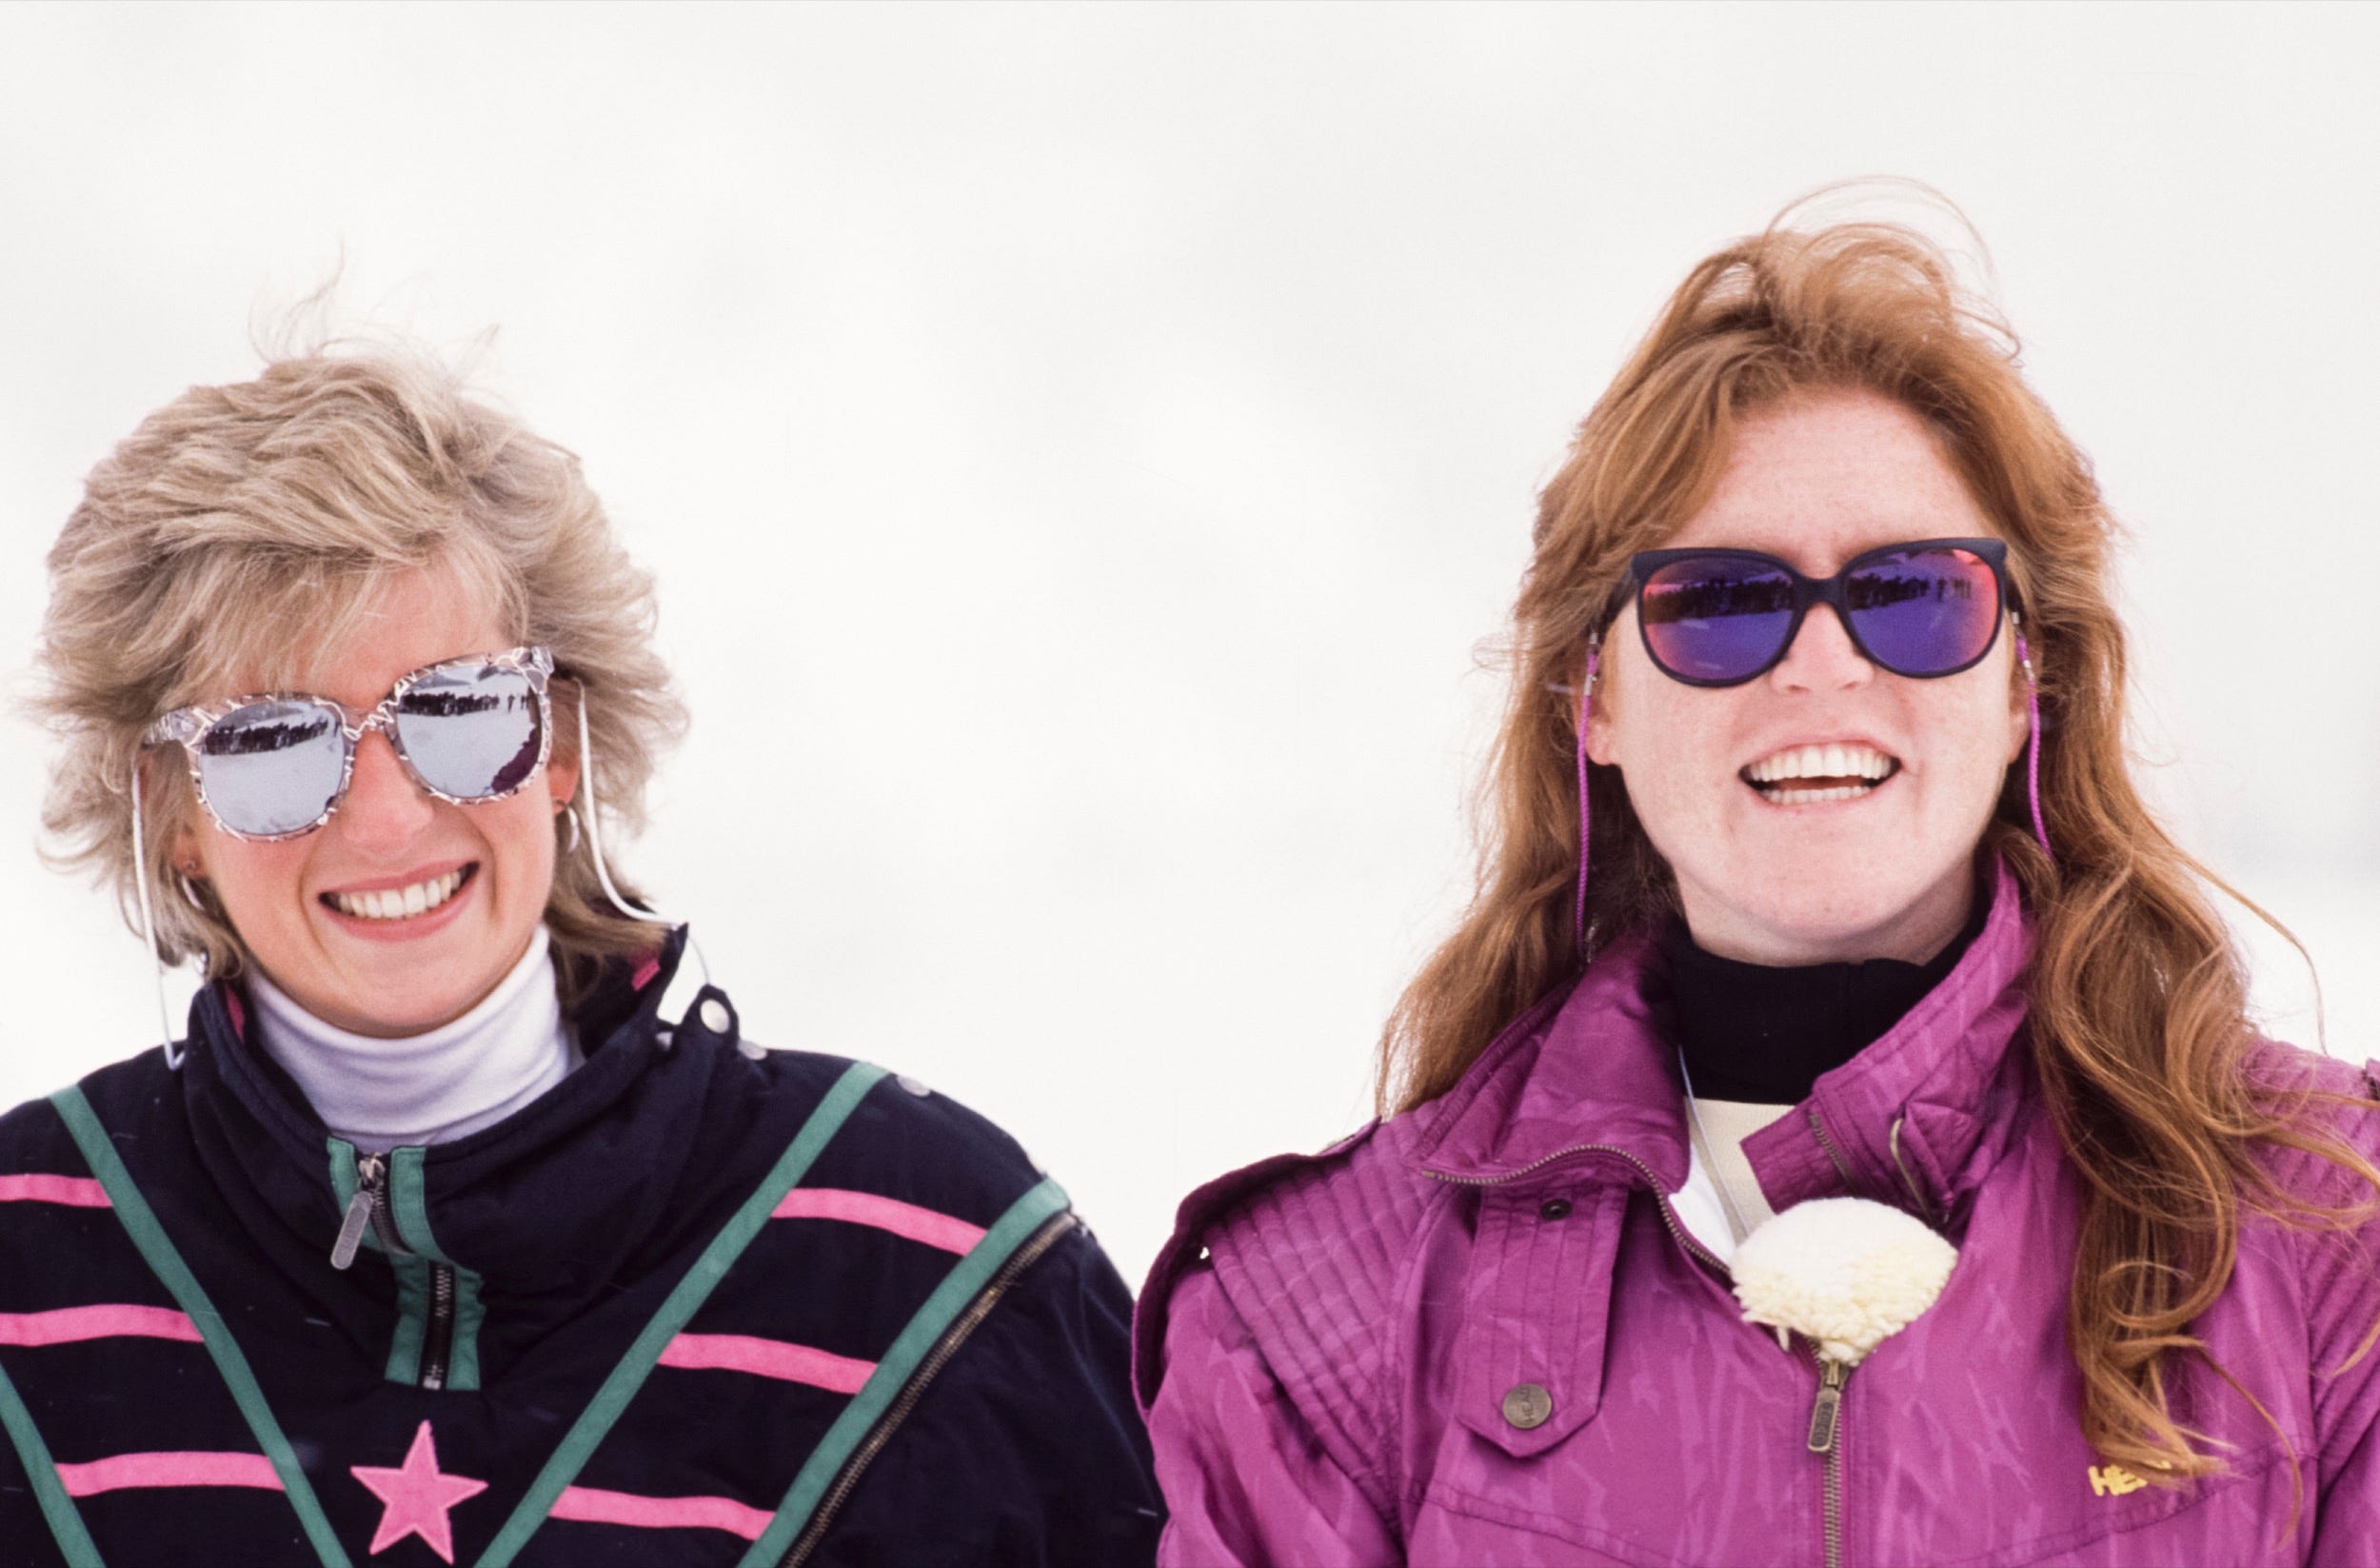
[329,1151,456,1391]
[1804,1348,1851,1568]
[331,1153,405,1270]
[1807,1108,1862,1196]
[421,1262,456,1391]
[1431,1144,1866,1563]
[778,1211,1078,1568]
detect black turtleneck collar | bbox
[1660,893,1990,1105]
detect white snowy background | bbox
[1,4,2374,1288]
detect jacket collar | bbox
[177,930,742,1321]
[1408,861,2035,1221]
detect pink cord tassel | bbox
[1574,639,1600,953]
[2015,627,2052,860]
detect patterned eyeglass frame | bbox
[141,645,556,843]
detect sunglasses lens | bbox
[392,663,545,802]
[1845,546,2000,675]
[195,700,347,836]
[1639,557,1797,683]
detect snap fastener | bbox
[1501,1382,1553,1430]
[895,1074,932,1098]
[699,998,732,1035]
[1538,1198,1573,1221]
[738,1040,767,1061]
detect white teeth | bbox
[329,869,465,922]
[1763,784,1868,805]
[1745,743,1895,784]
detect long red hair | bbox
[1379,201,2379,1480]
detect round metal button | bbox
[699,998,732,1035]
[895,1074,933,1098]
[1538,1198,1573,1221]
[738,1040,767,1061]
[1502,1381,1553,1430]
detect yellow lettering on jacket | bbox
[2089,1464,2147,1498]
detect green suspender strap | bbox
[49,1086,354,1568]
[0,1357,105,1568]
[736,1174,1072,1568]
[474,1060,888,1568]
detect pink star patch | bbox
[350,1419,488,1563]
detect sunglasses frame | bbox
[1618,537,2012,688]
[143,645,556,843]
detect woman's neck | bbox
[247,926,582,1152]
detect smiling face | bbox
[171,565,579,1036]
[1584,388,2029,966]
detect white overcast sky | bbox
[1,3,2373,1285]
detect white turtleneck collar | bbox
[247,927,584,1153]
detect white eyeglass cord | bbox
[129,763,186,1071]
[573,695,708,989]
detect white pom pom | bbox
[1730,1197,1957,1365]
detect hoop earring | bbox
[1573,633,1601,957]
[558,805,582,857]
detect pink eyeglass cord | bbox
[2014,624,2053,860]
[1573,640,1599,953]
[1570,616,2053,959]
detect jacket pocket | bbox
[1450,1182,1626,1459]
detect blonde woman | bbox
[1136,211,2380,1565]
[0,351,1160,1566]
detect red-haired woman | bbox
[1135,209,2380,1566]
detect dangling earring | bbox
[2012,611,2053,861]
[1574,633,1601,956]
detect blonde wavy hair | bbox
[34,347,686,1005]
[1381,197,2380,1483]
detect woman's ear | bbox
[151,756,207,879]
[545,750,582,815]
[545,679,584,812]
[1582,642,1619,768]
[168,824,203,879]
[1584,700,1618,767]
[2004,634,2033,767]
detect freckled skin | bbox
[169,566,580,1037]
[1584,389,2030,967]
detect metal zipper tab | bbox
[331,1151,409,1268]
[330,1188,375,1270]
[1807,1357,1848,1453]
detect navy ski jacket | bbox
[0,933,1161,1566]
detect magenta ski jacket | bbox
[1135,866,2380,1566]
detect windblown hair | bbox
[1379,195,2380,1481]
[35,347,687,1004]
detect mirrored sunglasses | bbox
[1621,539,2011,686]
[144,646,555,841]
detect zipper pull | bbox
[1806,1358,1848,1454]
[331,1152,389,1270]
[330,1188,374,1270]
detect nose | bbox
[1769,604,1874,693]
[333,730,438,856]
